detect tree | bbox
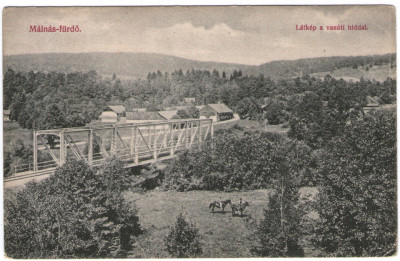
[9,92,26,121]
[42,104,66,129]
[253,193,304,257]
[236,97,261,120]
[313,111,396,257]
[4,159,141,258]
[164,213,202,258]
[176,109,190,119]
[4,139,34,177]
[252,141,307,257]
[263,100,287,125]
[186,106,200,118]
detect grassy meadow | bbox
[125,188,318,258]
[310,64,396,82]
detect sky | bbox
[2,5,396,65]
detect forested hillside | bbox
[245,53,396,79]
[3,52,395,80]
[3,52,252,79]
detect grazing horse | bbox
[231,201,249,216]
[209,199,231,213]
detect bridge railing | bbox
[8,118,213,177]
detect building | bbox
[131,107,147,112]
[363,96,381,113]
[184,97,195,104]
[157,110,179,120]
[99,105,126,123]
[3,109,11,121]
[165,105,189,111]
[200,103,233,122]
[126,111,165,124]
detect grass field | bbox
[124,188,318,258]
[310,64,396,82]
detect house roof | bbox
[126,111,164,121]
[366,96,380,106]
[205,103,233,113]
[100,111,118,118]
[106,105,126,113]
[165,106,189,111]
[3,109,10,115]
[131,108,147,112]
[157,110,179,120]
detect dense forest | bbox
[3,62,396,131]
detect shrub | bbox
[163,128,314,191]
[164,213,202,258]
[3,139,51,177]
[4,159,141,258]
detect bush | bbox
[4,159,141,258]
[3,139,51,177]
[163,128,314,191]
[164,213,202,258]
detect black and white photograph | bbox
[1,4,397,258]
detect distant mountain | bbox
[244,53,396,80]
[3,52,395,80]
[3,52,253,79]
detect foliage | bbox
[235,97,261,120]
[313,110,396,257]
[263,99,288,125]
[164,213,202,258]
[163,128,314,191]
[176,106,200,119]
[4,159,141,258]
[4,66,395,132]
[252,141,310,257]
[288,82,365,149]
[3,139,51,177]
[253,193,304,257]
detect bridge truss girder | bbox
[33,119,213,171]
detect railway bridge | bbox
[4,118,214,188]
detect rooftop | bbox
[158,110,179,120]
[105,105,126,114]
[206,103,233,113]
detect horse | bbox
[209,199,232,213]
[231,201,249,216]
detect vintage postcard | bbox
[2,5,397,258]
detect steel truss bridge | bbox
[4,119,214,187]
